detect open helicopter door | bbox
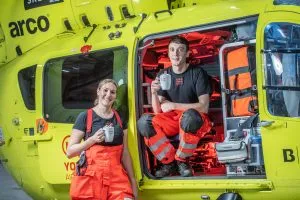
[257,4,300,191]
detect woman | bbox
[67,79,138,200]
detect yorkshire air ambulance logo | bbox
[62,135,70,155]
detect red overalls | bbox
[70,144,133,200]
[144,110,212,164]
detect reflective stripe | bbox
[157,145,171,161]
[149,137,168,152]
[179,140,197,149]
[176,140,197,159]
[176,149,192,159]
[227,66,249,76]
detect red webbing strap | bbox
[112,109,123,129]
[86,109,93,136]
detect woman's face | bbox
[97,82,117,107]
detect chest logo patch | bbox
[175,77,184,86]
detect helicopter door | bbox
[258,11,300,181]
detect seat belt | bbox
[231,113,259,140]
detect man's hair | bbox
[168,35,189,52]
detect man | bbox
[138,36,213,177]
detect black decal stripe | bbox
[24,0,64,10]
[227,66,249,76]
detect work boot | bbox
[155,161,177,178]
[177,161,193,177]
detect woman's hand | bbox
[89,128,105,144]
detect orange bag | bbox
[230,93,257,116]
[226,46,258,116]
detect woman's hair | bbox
[94,79,118,105]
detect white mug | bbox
[103,126,114,142]
[159,72,171,90]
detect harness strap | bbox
[112,109,123,129]
[86,109,93,136]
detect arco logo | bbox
[9,15,50,38]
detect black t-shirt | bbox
[73,110,128,146]
[157,65,211,103]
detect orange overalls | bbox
[144,110,212,164]
[70,144,133,200]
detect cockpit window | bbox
[44,47,128,123]
[263,22,300,117]
[18,65,36,110]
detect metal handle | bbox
[133,13,147,33]
[22,134,53,142]
[154,10,173,18]
[260,120,275,127]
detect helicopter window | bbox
[44,47,128,123]
[18,65,36,110]
[263,22,300,117]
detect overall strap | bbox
[112,109,123,129]
[84,109,93,165]
[86,109,93,137]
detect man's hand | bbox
[161,101,176,112]
[151,77,161,94]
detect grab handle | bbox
[154,10,173,18]
[260,120,275,127]
[22,134,53,142]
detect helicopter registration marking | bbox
[283,147,299,163]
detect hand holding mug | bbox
[91,128,105,144]
[151,77,161,94]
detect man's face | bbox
[168,42,189,67]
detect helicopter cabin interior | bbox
[137,18,266,179]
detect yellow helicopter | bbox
[0,0,300,199]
